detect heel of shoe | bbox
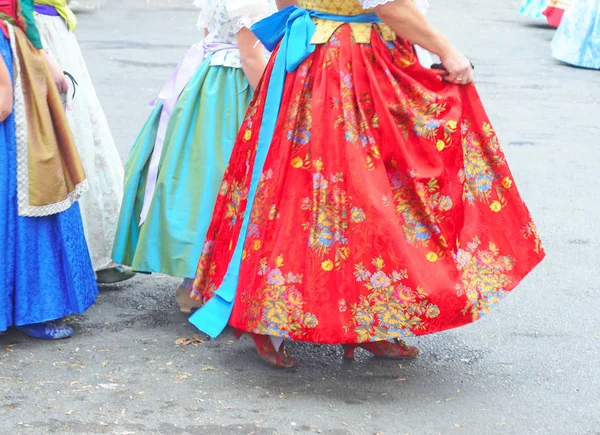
[176,286,201,314]
[246,332,298,368]
[342,344,358,360]
[175,294,193,314]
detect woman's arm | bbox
[373,0,473,84]
[276,0,298,9]
[237,27,267,90]
[0,56,13,122]
[43,51,69,93]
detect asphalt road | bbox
[1,1,599,434]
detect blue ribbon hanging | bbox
[189,6,381,338]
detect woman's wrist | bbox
[430,34,453,59]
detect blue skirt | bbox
[552,0,600,69]
[0,33,98,332]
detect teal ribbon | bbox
[189,6,381,338]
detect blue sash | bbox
[189,6,381,338]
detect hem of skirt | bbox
[552,55,600,70]
[18,179,89,217]
[1,299,98,332]
[116,258,193,279]
[94,259,118,272]
[228,253,546,345]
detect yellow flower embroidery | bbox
[426,252,439,262]
[350,207,366,223]
[253,240,261,251]
[321,260,334,271]
[502,177,512,189]
[446,120,457,130]
[304,313,318,328]
[243,129,252,141]
[436,140,445,151]
[291,156,303,168]
[351,260,439,341]
[268,205,277,220]
[490,201,502,213]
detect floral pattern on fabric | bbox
[192,24,545,344]
[460,121,509,206]
[241,255,317,338]
[551,0,600,70]
[350,257,440,341]
[455,238,516,321]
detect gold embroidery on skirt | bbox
[299,0,395,44]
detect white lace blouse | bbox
[194,0,276,68]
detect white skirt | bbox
[35,13,124,271]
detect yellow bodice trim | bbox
[35,0,77,31]
[300,0,395,44]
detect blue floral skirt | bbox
[0,33,98,332]
[552,0,600,69]
[520,0,549,19]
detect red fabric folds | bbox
[192,26,545,344]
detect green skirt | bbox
[112,61,252,278]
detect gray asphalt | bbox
[1,1,599,434]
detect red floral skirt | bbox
[192,26,545,344]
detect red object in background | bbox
[543,6,566,27]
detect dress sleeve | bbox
[194,0,215,29]
[415,0,431,15]
[358,0,396,9]
[224,0,272,33]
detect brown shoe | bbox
[176,285,203,313]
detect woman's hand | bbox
[43,52,69,94]
[439,49,474,85]
[375,1,474,85]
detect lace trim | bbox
[8,22,88,218]
[360,0,396,9]
[232,15,262,33]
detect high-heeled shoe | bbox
[233,329,298,369]
[176,285,203,313]
[343,339,419,360]
[17,322,73,340]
